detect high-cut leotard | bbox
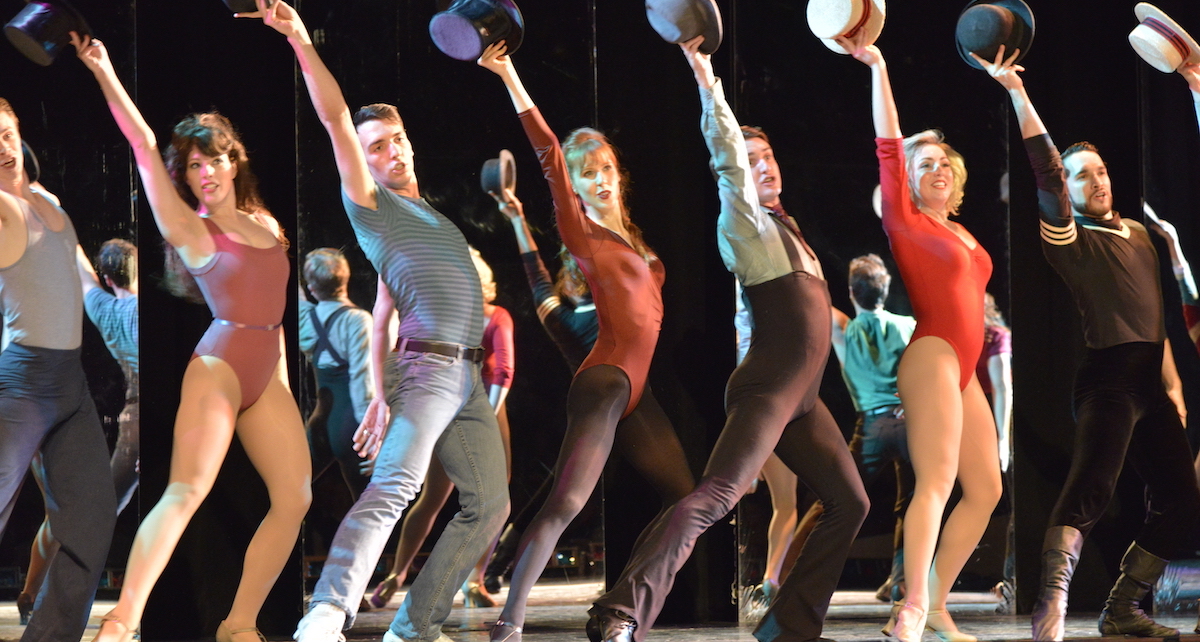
[877,138,992,391]
[188,217,290,410]
[520,108,665,417]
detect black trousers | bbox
[1049,341,1200,559]
[595,273,868,642]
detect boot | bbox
[1031,525,1083,642]
[1098,542,1179,638]
[484,524,521,593]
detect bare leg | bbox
[496,365,630,629]
[760,453,797,588]
[224,374,312,632]
[96,356,243,632]
[21,455,59,609]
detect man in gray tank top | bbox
[0,98,117,640]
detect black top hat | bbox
[646,0,723,55]
[955,0,1034,69]
[430,0,524,62]
[5,0,92,66]
[22,140,39,185]
[481,150,516,195]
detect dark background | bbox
[2,0,1200,638]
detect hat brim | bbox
[819,0,886,55]
[5,0,92,66]
[1132,3,1200,70]
[956,0,1034,69]
[481,149,516,195]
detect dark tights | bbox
[497,364,695,626]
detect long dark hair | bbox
[160,113,285,303]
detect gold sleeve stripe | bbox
[1040,220,1077,246]
[536,297,563,322]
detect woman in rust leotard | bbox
[478,42,695,642]
[841,33,1002,642]
[75,35,311,642]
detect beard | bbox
[1071,194,1111,218]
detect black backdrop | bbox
[3,0,1200,638]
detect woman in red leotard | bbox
[477,42,696,642]
[75,35,311,642]
[840,32,1001,642]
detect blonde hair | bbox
[902,129,967,216]
[470,246,497,304]
[561,127,654,263]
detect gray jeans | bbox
[310,349,509,640]
[0,344,117,642]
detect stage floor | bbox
[5,580,1198,641]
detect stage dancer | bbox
[17,239,142,625]
[844,33,1002,642]
[578,37,868,642]
[299,248,374,500]
[75,34,311,642]
[0,100,118,640]
[253,3,510,640]
[367,247,514,610]
[975,46,1200,640]
[977,293,1012,472]
[478,39,699,642]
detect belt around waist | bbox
[394,337,485,363]
[215,318,282,331]
[863,404,901,418]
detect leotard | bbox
[877,138,992,391]
[188,217,289,410]
[520,108,665,417]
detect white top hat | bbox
[807,0,886,55]
[1128,3,1200,73]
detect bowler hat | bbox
[430,0,523,62]
[481,149,515,195]
[807,0,886,55]
[955,0,1034,69]
[1128,3,1200,73]
[5,0,91,66]
[22,141,39,185]
[646,0,722,55]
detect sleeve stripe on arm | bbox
[536,297,562,322]
[1041,219,1077,246]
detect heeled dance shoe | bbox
[463,580,498,608]
[489,619,522,642]
[16,591,34,625]
[91,612,139,642]
[882,602,902,636]
[371,573,401,608]
[890,602,927,642]
[216,621,267,642]
[926,610,977,642]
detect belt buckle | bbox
[454,345,466,360]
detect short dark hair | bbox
[353,103,404,130]
[849,253,891,309]
[303,248,350,300]
[97,239,137,290]
[741,125,769,146]
[1062,141,1100,164]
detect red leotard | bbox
[877,138,992,391]
[188,217,290,410]
[481,304,515,389]
[520,108,665,417]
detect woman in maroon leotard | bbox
[840,32,1002,642]
[477,42,696,642]
[74,34,311,642]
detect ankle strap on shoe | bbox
[494,619,523,632]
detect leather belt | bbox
[215,318,282,331]
[395,337,485,363]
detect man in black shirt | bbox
[974,48,1200,642]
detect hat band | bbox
[1143,17,1190,62]
[841,1,872,39]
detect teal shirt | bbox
[841,309,915,413]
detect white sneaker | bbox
[382,629,455,642]
[293,603,347,642]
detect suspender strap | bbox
[310,305,353,368]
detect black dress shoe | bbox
[586,607,636,642]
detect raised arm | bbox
[75,245,102,296]
[683,36,768,244]
[1182,63,1200,133]
[972,46,1046,139]
[477,41,535,114]
[830,306,851,367]
[247,0,375,208]
[838,33,901,140]
[72,35,207,256]
[494,187,538,254]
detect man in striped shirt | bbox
[259,4,510,642]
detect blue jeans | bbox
[311,349,509,640]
